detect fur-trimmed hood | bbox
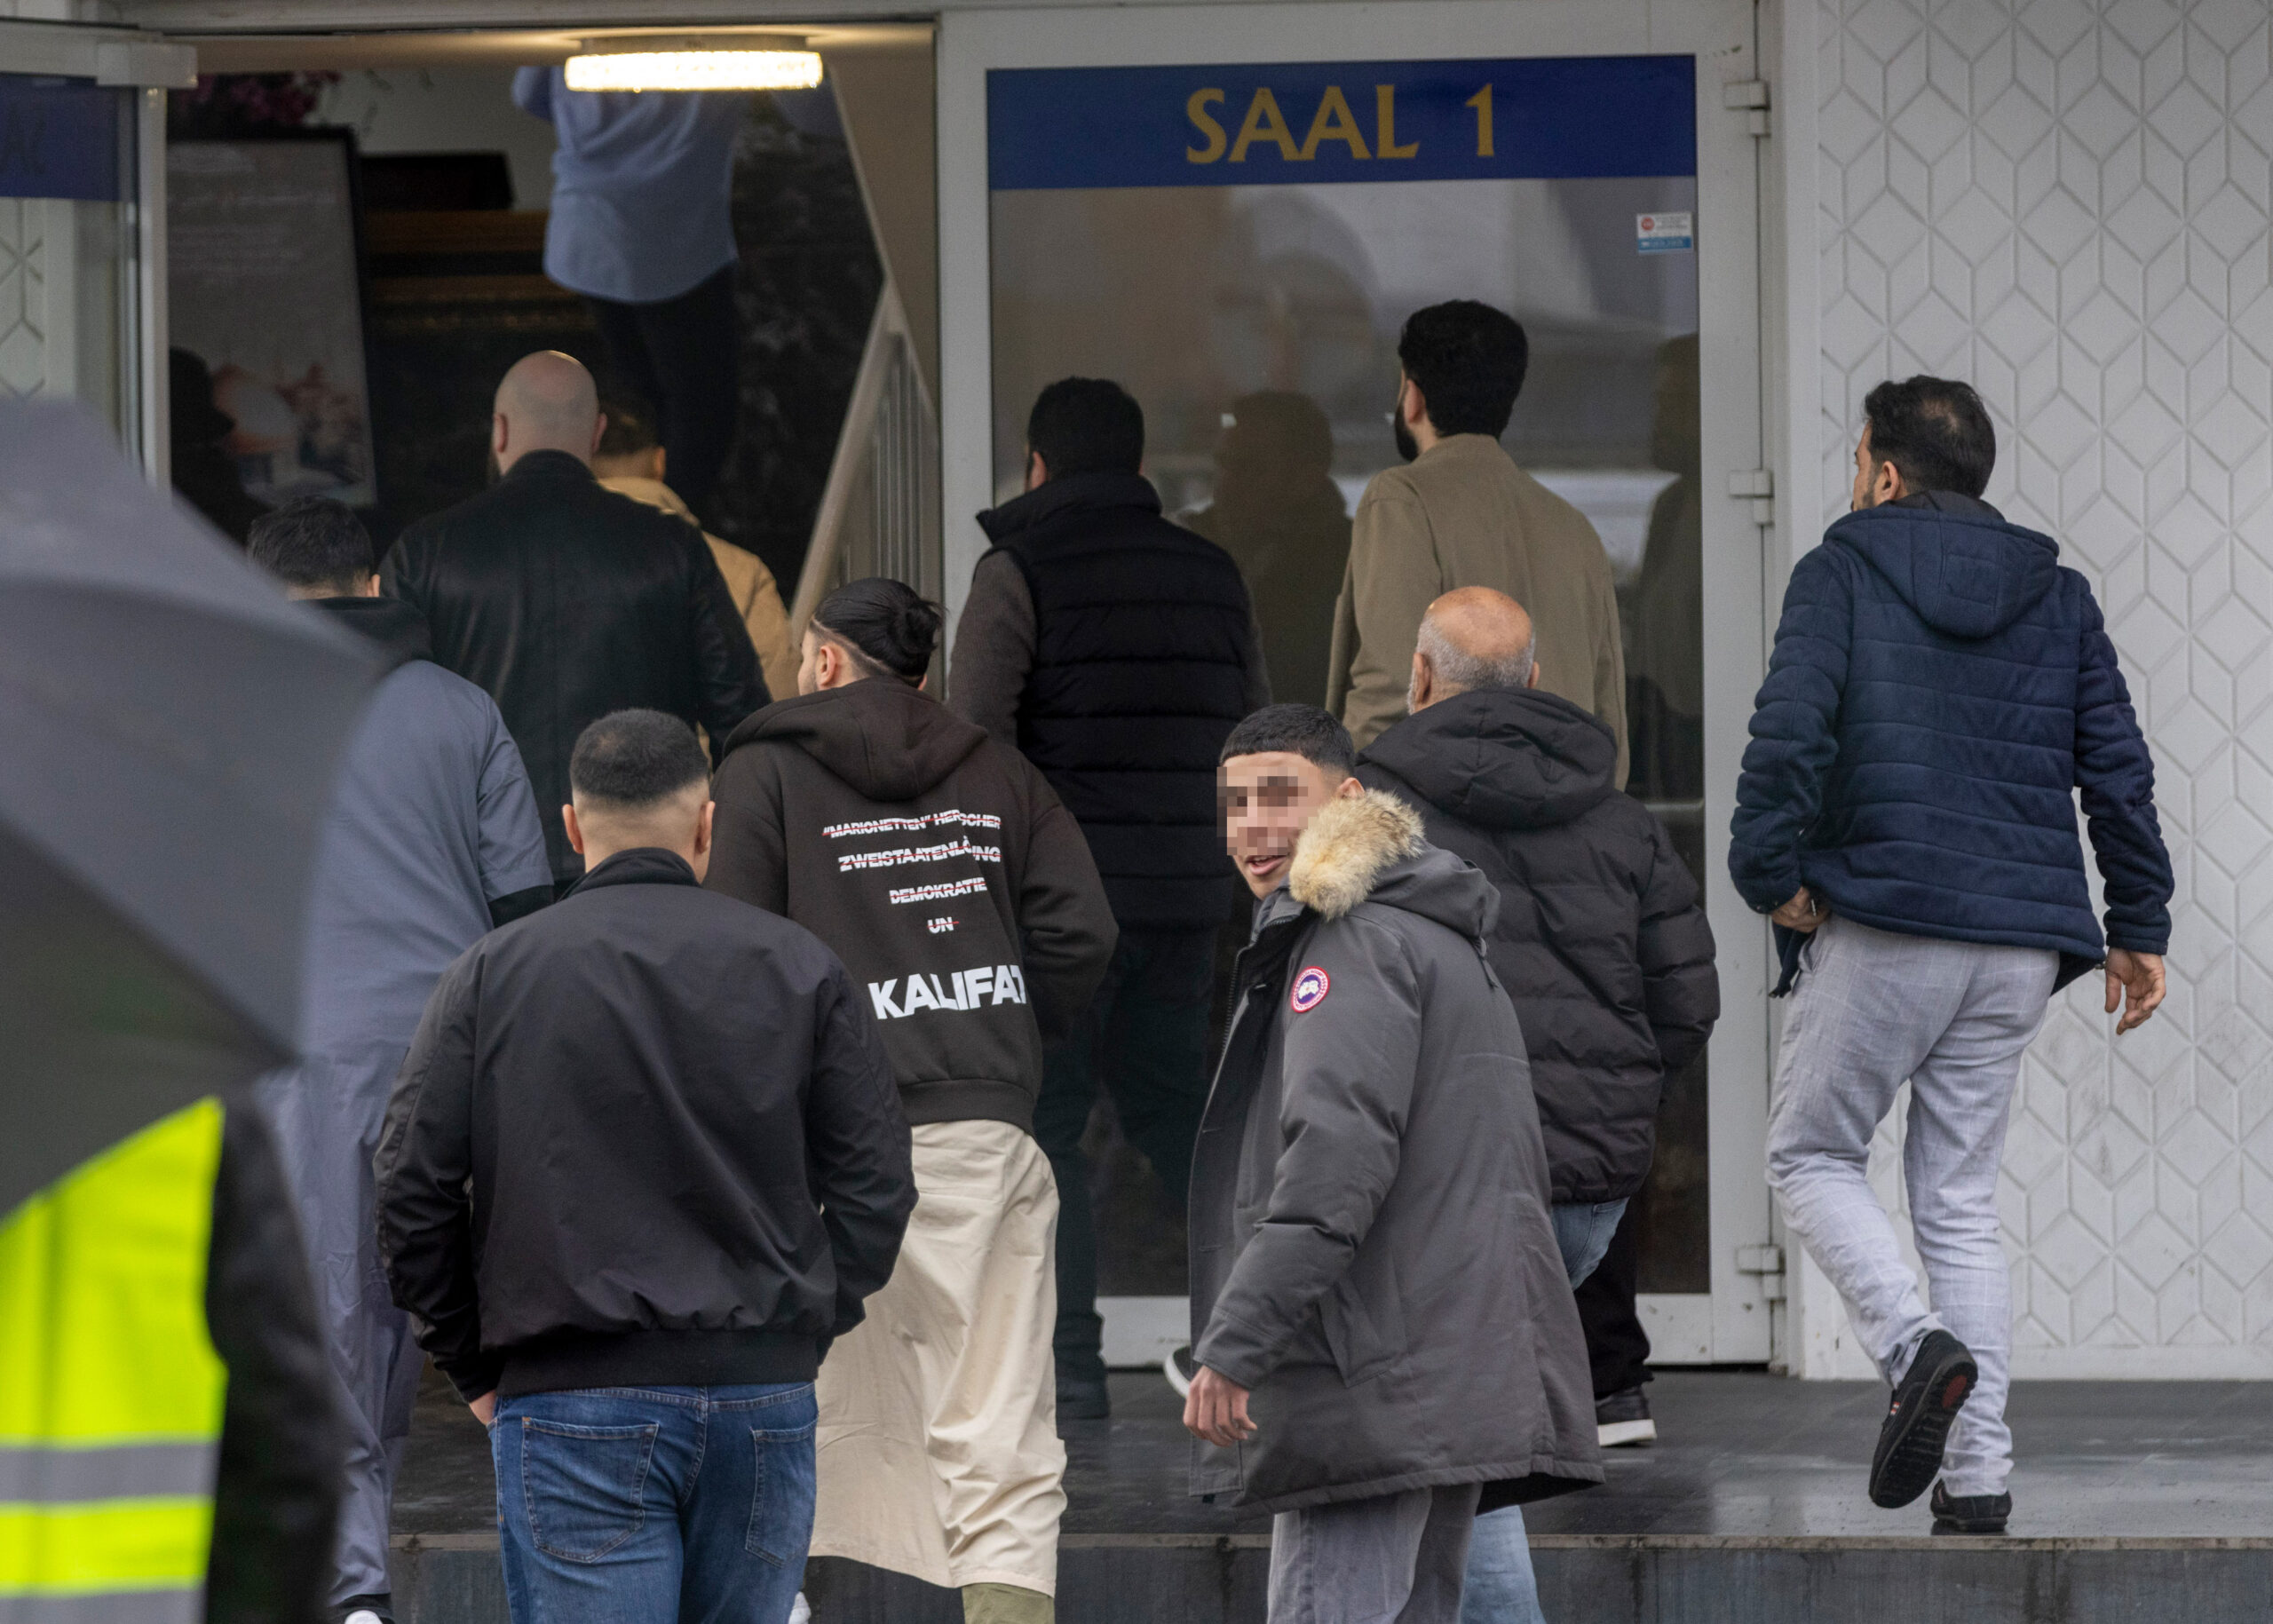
[1274,789,1498,939]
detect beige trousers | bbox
[810,1118,1066,1596]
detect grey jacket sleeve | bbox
[1195,915,1419,1390]
[474,699,554,925]
[948,551,1036,748]
[374,950,496,1401]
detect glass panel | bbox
[0,75,140,446]
[990,69,1709,1295]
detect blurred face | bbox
[1219,751,1359,899]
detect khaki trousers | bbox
[810,1119,1066,1595]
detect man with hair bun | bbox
[709,579,1117,1624]
[376,708,914,1624]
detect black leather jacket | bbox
[382,452,767,883]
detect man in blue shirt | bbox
[514,67,744,514]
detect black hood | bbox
[725,679,986,802]
[310,594,432,671]
[977,470,1162,545]
[1825,489,2059,639]
[1359,688,1617,832]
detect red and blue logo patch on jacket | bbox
[1289,966,1330,1013]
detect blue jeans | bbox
[492,1383,816,1624]
[1461,1199,1629,1623]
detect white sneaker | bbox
[1163,1345,1197,1399]
[788,1592,812,1624]
[344,1613,386,1624]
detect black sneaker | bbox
[1930,1481,2011,1534]
[1164,1345,1199,1400]
[1596,1386,1656,1447]
[1057,1373,1110,1422]
[336,1597,395,1624]
[1869,1329,1978,1509]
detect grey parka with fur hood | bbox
[1189,791,1602,1513]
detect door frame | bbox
[938,0,1775,1362]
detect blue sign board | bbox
[988,55,1694,191]
[0,75,125,203]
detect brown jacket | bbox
[1326,435,1628,784]
[601,473,800,701]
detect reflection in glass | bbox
[990,173,1708,1295]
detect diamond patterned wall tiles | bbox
[1806,0,2272,1374]
[0,200,49,400]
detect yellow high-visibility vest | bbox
[0,1099,229,1624]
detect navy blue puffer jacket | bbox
[1730,492,2172,988]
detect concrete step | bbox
[391,1532,2273,1623]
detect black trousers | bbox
[585,263,741,516]
[1574,1195,1652,1398]
[1033,927,1215,1385]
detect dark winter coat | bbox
[1189,791,1601,1514]
[707,678,1117,1133]
[1730,491,2174,991]
[376,849,914,1402]
[1359,689,1719,1204]
[962,471,1263,930]
[382,450,768,885]
[207,1102,347,1624]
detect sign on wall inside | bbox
[988,55,1694,190]
[0,74,127,202]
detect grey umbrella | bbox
[0,401,376,1216]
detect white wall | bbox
[1778,0,2273,1378]
[315,66,557,210]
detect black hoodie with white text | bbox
[708,679,1118,1131]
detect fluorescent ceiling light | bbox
[565,45,822,92]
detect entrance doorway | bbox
[941,0,1774,1364]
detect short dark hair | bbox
[1219,703,1356,776]
[569,709,709,808]
[1398,301,1529,439]
[596,397,660,460]
[1863,376,1996,498]
[812,576,942,684]
[1026,377,1144,478]
[247,498,374,593]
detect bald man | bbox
[384,351,767,891]
[1356,587,1718,1624]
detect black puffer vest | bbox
[978,471,1255,930]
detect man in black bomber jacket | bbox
[376,709,913,1622]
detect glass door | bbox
[0,69,144,449]
[939,0,1772,1362]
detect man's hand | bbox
[1772,886,1827,933]
[1182,1365,1256,1448]
[2105,949,2165,1035]
[469,1391,497,1427]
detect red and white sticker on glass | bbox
[1289,966,1331,1013]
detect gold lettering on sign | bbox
[1467,84,1494,156]
[1229,87,1300,162]
[1298,85,1371,160]
[1375,84,1419,159]
[1186,87,1228,162]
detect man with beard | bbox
[1327,301,1628,780]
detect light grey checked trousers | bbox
[1765,916,2057,1498]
